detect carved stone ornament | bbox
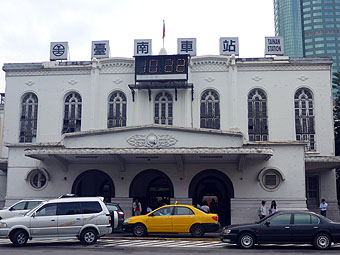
[127,134,178,148]
[25,80,35,86]
[204,77,215,82]
[68,79,78,86]
[112,78,123,84]
[298,75,308,81]
[252,76,262,82]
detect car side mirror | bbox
[32,212,36,218]
[149,213,154,217]
[265,221,270,226]
[8,207,14,211]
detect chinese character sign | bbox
[219,37,239,56]
[91,40,110,59]
[50,42,69,60]
[177,38,197,56]
[265,37,284,55]
[134,39,152,56]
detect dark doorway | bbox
[129,169,174,215]
[72,169,115,202]
[189,170,234,226]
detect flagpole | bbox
[162,20,165,48]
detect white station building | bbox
[1,39,340,225]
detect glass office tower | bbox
[274,0,340,73]
[274,0,304,57]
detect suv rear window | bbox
[80,202,102,214]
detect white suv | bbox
[0,200,44,220]
[0,197,113,246]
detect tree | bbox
[332,72,340,205]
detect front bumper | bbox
[220,233,238,243]
[122,222,133,232]
[0,228,9,238]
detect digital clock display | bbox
[135,54,189,82]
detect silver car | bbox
[0,197,113,246]
[0,200,44,220]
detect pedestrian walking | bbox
[320,198,328,217]
[258,200,267,219]
[269,200,278,215]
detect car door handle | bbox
[76,218,81,220]
[314,226,319,229]
[284,226,290,229]
[51,220,55,221]
[167,217,172,219]
[188,217,193,219]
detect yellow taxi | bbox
[122,204,219,237]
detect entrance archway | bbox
[72,169,115,202]
[129,169,174,215]
[189,169,234,226]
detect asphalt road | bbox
[0,237,340,255]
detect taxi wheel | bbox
[190,224,205,237]
[314,233,331,250]
[237,233,255,249]
[80,228,98,245]
[132,223,147,237]
[10,230,28,247]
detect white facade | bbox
[1,55,339,224]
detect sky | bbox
[0,0,275,92]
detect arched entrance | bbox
[72,169,115,202]
[189,169,234,226]
[129,169,174,215]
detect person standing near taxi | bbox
[133,199,142,216]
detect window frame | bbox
[19,92,38,143]
[248,88,268,141]
[154,91,173,125]
[62,91,82,134]
[200,89,220,130]
[294,88,316,151]
[108,91,127,128]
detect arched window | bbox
[19,93,38,143]
[154,92,173,125]
[108,91,127,128]
[62,92,82,134]
[200,90,220,129]
[294,88,315,151]
[248,89,268,141]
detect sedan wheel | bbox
[80,229,98,245]
[190,224,205,237]
[132,223,147,237]
[314,233,331,250]
[238,233,255,249]
[11,230,28,247]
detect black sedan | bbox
[105,202,125,232]
[220,211,340,250]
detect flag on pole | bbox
[162,20,165,39]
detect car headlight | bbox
[222,228,231,235]
[124,219,131,223]
[0,222,8,228]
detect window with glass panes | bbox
[108,91,127,128]
[62,92,82,134]
[294,88,316,151]
[154,92,173,125]
[248,89,268,141]
[200,90,220,130]
[19,93,38,143]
